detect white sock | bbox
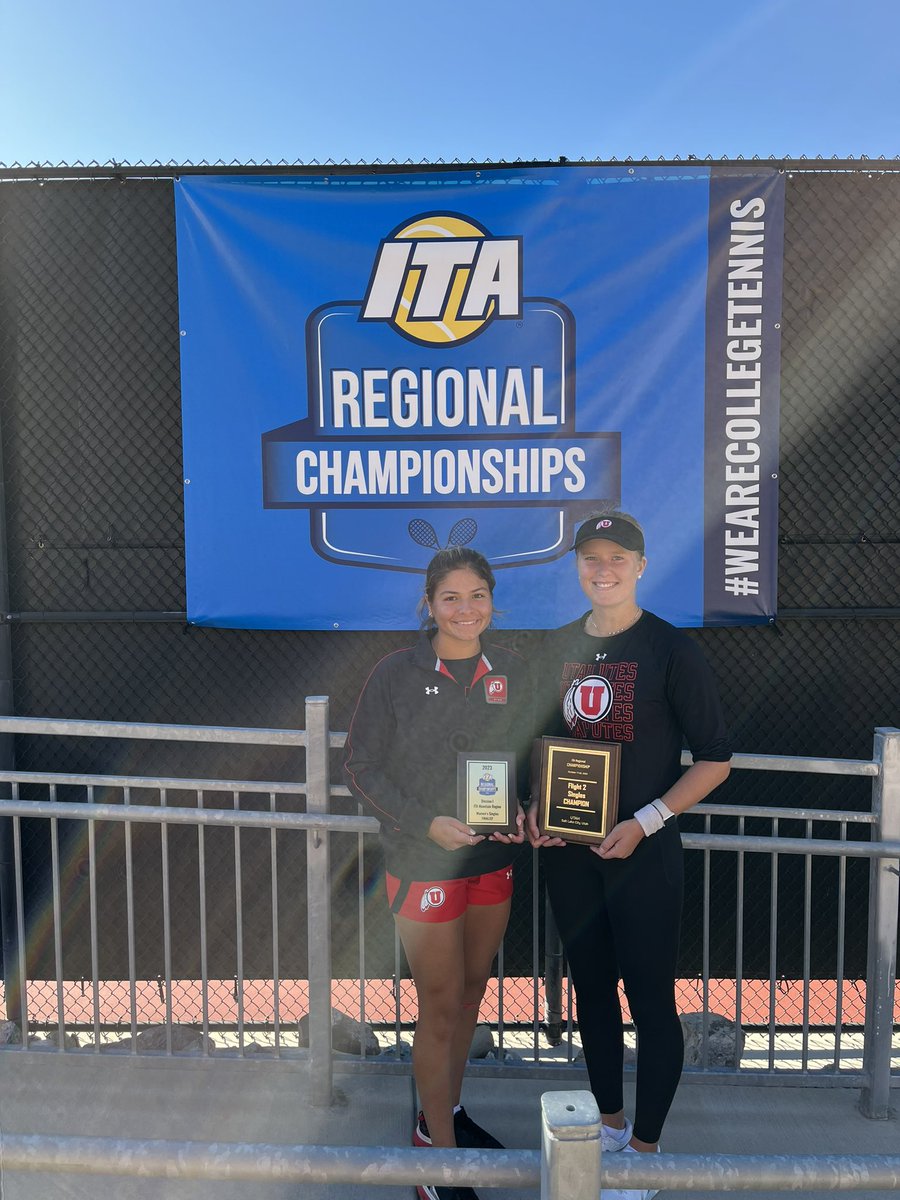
[453,1104,462,1115]
[602,1123,631,1146]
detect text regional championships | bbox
[294,445,588,498]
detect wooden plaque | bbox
[534,736,620,844]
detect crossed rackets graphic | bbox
[407,517,478,551]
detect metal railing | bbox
[0,704,897,1119]
[3,1090,900,1194]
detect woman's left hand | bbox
[590,818,645,860]
[489,804,526,844]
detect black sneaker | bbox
[453,1106,504,1150]
[413,1110,432,1147]
[416,1187,480,1200]
[416,1107,504,1150]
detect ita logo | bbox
[261,206,619,572]
[477,770,498,796]
[361,213,522,347]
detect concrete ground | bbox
[0,1050,897,1199]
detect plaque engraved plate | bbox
[457,752,517,835]
[535,736,620,844]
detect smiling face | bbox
[428,566,494,658]
[576,538,646,615]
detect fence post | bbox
[860,727,900,1119]
[540,1090,601,1200]
[305,695,333,1107]
[0,405,18,1022]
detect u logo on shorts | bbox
[420,886,446,912]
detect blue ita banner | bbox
[174,166,784,630]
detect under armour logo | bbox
[595,653,607,662]
[425,686,439,695]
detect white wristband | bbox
[633,803,664,836]
[652,798,675,824]
[633,799,675,837]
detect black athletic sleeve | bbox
[664,636,732,763]
[342,657,436,840]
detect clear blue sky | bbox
[2,0,899,166]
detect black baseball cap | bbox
[572,515,645,555]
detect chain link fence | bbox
[0,164,897,1036]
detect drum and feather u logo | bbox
[564,675,614,726]
[420,886,446,912]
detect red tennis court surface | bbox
[8,978,893,1029]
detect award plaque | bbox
[457,752,517,835]
[534,736,620,844]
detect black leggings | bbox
[542,832,684,1145]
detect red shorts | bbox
[386,866,514,923]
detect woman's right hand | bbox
[427,816,486,852]
[526,805,567,848]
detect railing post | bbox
[860,726,900,1119]
[540,1090,601,1200]
[305,696,333,1107]
[543,897,564,1046]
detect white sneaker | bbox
[600,1118,633,1153]
[602,1144,660,1200]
